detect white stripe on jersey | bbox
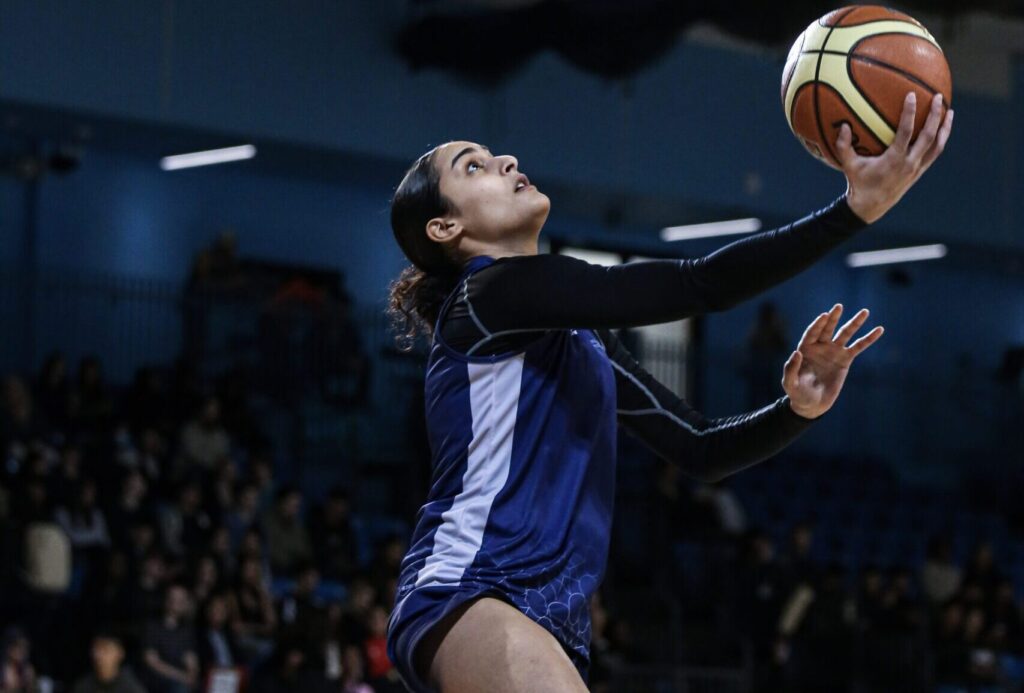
[414,355,524,588]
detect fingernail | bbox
[907,92,916,104]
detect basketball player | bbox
[385,92,952,692]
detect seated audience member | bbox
[199,594,240,681]
[70,356,115,435]
[922,536,962,605]
[341,645,375,693]
[0,627,37,693]
[262,486,312,576]
[141,584,199,693]
[55,477,111,552]
[228,556,276,664]
[72,630,146,693]
[178,397,231,473]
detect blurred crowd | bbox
[648,455,1024,693]
[0,353,402,693]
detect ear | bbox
[425,217,463,245]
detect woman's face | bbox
[432,141,550,253]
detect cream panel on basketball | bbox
[782,22,832,131]
[816,53,895,145]
[825,21,940,55]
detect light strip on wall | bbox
[846,244,948,268]
[160,144,257,171]
[660,217,762,242]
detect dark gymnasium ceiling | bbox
[398,0,1024,83]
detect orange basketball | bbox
[781,6,952,169]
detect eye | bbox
[467,160,483,174]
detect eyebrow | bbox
[450,145,490,170]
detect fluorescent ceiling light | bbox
[160,144,257,171]
[661,217,762,242]
[846,244,948,268]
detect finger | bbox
[908,93,943,163]
[890,92,916,154]
[920,108,954,171]
[847,325,885,357]
[799,312,830,347]
[782,350,803,390]
[819,304,843,342]
[834,123,857,169]
[833,308,870,347]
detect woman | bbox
[386,93,953,692]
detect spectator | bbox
[225,483,260,550]
[107,471,150,550]
[780,522,819,590]
[160,482,211,559]
[362,605,394,687]
[71,630,145,693]
[198,594,238,679]
[875,568,922,634]
[964,542,1003,597]
[963,606,1001,689]
[922,535,962,605]
[339,576,376,645]
[262,486,312,577]
[987,579,1023,653]
[206,526,236,581]
[228,556,276,664]
[692,479,747,537]
[70,356,114,435]
[857,565,887,632]
[55,477,111,552]
[190,555,220,606]
[126,551,168,625]
[737,531,788,690]
[370,536,405,594]
[278,563,327,664]
[177,397,230,474]
[933,600,970,690]
[779,564,856,692]
[208,458,237,519]
[34,352,70,432]
[50,444,83,509]
[135,428,168,488]
[251,646,329,693]
[310,486,357,581]
[141,584,199,693]
[0,627,36,693]
[247,454,275,514]
[1,376,46,453]
[745,302,788,408]
[341,645,375,693]
[126,367,170,435]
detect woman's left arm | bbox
[602,304,884,482]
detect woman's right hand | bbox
[838,92,954,224]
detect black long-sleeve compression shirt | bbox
[437,195,866,479]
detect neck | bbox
[459,228,540,262]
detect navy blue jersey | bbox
[387,197,866,688]
[394,256,617,662]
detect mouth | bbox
[514,173,533,193]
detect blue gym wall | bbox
[0,0,1020,249]
[0,1,1021,480]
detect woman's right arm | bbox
[466,196,864,335]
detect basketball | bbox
[781,6,953,169]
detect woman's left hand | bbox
[783,304,884,419]
[838,92,954,224]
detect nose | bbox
[496,155,518,175]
